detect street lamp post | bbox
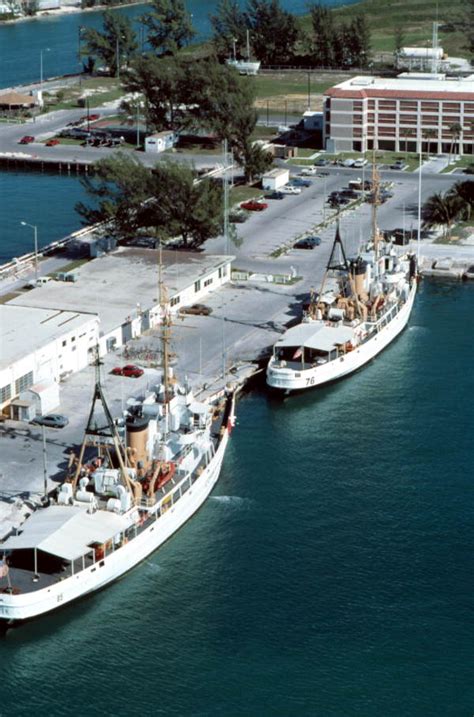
[20,221,38,283]
[40,48,50,96]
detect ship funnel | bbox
[126,413,150,469]
[351,258,368,300]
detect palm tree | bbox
[423,128,437,159]
[401,128,414,160]
[448,122,463,163]
[422,191,463,239]
[448,181,474,221]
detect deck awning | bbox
[275,322,355,353]
[1,506,129,561]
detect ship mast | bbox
[71,348,140,500]
[158,242,172,415]
[371,149,382,263]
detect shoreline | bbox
[0,0,145,26]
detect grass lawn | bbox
[48,258,90,278]
[230,185,264,206]
[254,71,352,100]
[440,156,474,173]
[250,125,280,140]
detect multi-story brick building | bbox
[323,73,474,156]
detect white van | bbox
[27,276,51,289]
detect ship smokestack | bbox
[126,413,150,469]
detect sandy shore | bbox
[0,1,144,25]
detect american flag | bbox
[0,559,9,579]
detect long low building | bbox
[9,248,233,354]
[323,73,474,155]
[0,306,99,415]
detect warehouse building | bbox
[0,306,99,416]
[323,73,474,155]
[10,248,233,355]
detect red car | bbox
[81,113,100,122]
[240,200,268,211]
[19,135,34,144]
[45,138,60,147]
[111,364,144,378]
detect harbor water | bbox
[0,0,360,89]
[0,275,473,716]
[0,170,89,262]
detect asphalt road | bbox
[0,105,223,169]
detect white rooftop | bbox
[276,322,354,353]
[0,305,96,370]
[1,505,129,561]
[330,74,474,95]
[9,249,232,337]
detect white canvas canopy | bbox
[275,322,355,354]
[1,506,129,561]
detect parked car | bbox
[294,236,321,250]
[240,200,268,211]
[390,160,406,170]
[340,188,359,199]
[290,178,312,188]
[111,364,144,378]
[45,138,60,147]
[300,167,317,176]
[327,193,350,206]
[31,414,69,429]
[353,158,368,168]
[81,113,101,122]
[265,191,285,200]
[280,185,302,195]
[180,304,213,316]
[314,158,329,167]
[342,158,356,167]
[19,135,34,144]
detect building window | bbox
[378,139,396,151]
[170,296,180,306]
[15,371,33,395]
[0,384,11,403]
[62,340,67,347]
[71,336,76,342]
[352,141,362,151]
[204,278,213,287]
[194,280,201,293]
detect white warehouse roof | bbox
[9,249,233,337]
[0,305,97,370]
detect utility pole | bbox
[42,425,48,499]
[116,35,120,80]
[223,138,230,255]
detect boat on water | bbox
[266,176,418,394]
[0,281,236,626]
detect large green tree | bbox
[81,11,137,76]
[464,0,474,57]
[141,0,195,56]
[210,0,249,60]
[123,55,192,132]
[124,56,266,180]
[309,4,335,68]
[349,15,371,68]
[246,0,299,65]
[76,154,224,246]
